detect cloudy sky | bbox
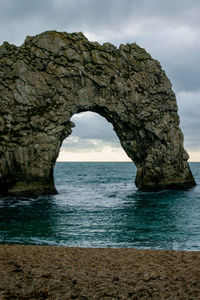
[1,0,200,161]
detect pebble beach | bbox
[0,244,200,299]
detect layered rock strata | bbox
[0,31,196,196]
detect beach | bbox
[0,245,199,299]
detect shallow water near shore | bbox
[0,162,200,250]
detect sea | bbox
[0,162,200,251]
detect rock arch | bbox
[0,31,196,196]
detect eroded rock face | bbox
[0,31,196,196]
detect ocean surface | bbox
[0,162,200,251]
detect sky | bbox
[0,0,200,161]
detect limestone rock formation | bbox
[0,31,196,196]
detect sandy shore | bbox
[0,245,200,299]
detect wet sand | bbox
[0,244,200,299]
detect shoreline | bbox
[0,242,200,253]
[1,242,200,251]
[0,244,200,299]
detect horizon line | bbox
[56,161,200,163]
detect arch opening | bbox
[57,111,131,162]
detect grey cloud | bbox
[1,0,199,34]
[0,0,136,45]
[0,0,51,19]
[168,64,200,93]
[177,91,200,150]
[70,112,119,142]
[2,1,200,45]
[62,136,120,153]
[0,0,200,156]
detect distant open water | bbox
[0,162,200,251]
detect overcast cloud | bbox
[0,0,199,161]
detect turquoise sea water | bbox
[0,162,200,250]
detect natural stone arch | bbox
[0,31,196,196]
